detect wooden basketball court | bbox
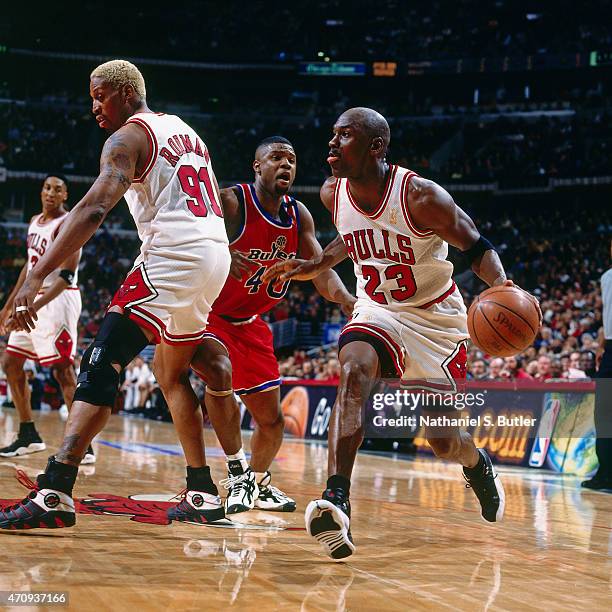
[0,410,609,610]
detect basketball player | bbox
[191,136,355,514]
[0,60,249,530]
[265,107,542,559]
[0,175,93,463]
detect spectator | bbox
[579,350,597,377]
[535,355,553,381]
[323,359,341,384]
[550,359,564,379]
[526,360,539,377]
[468,359,488,380]
[487,358,505,380]
[566,351,587,378]
[301,361,315,380]
[502,356,532,380]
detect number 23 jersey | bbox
[333,165,455,312]
[212,184,299,319]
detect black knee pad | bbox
[74,312,149,407]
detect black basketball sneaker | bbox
[581,473,612,491]
[167,489,225,524]
[463,448,505,522]
[0,434,46,457]
[305,487,355,560]
[0,470,75,530]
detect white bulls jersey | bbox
[26,213,79,289]
[123,112,228,252]
[333,165,455,312]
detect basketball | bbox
[467,285,540,357]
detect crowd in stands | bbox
[1,190,610,395]
[2,95,612,187]
[7,1,612,63]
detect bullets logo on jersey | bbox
[246,241,296,262]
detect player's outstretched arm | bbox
[11,124,146,331]
[262,177,348,283]
[294,202,355,315]
[31,250,81,313]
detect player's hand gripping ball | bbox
[467,282,541,357]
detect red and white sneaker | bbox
[167,489,225,524]
[0,470,75,530]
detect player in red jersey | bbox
[192,136,355,514]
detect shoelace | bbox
[1,470,39,512]
[169,488,187,502]
[263,484,288,499]
[220,473,250,491]
[16,470,38,490]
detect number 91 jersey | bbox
[123,112,228,250]
[333,165,455,312]
[212,184,299,319]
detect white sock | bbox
[226,448,249,472]
[254,471,267,483]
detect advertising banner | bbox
[243,381,597,474]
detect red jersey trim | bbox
[416,281,456,309]
[340,321,405,375]
[400,170,434,237]
[332,178,341,227]
[126,117,158,184]
[125,306,162,344]
[39,355,75,366]
[400,340,468,393]
[6,345,38,360]
[346,165,397,220]
[130,304,209,346]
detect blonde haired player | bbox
[1,60,252,530]
[266,107,541,559]
[0,175,92,462]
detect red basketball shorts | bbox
[197,313,280,395]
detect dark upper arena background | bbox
[0,0,610,390]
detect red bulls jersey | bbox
[212,184,299,319]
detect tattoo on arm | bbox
[99,132,137,193]
[56,434,84,464]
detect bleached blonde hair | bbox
[90,60,146,98]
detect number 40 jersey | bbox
[333,164,456,313]
[211,183,299,320]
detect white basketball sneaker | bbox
[220,461,258,514]
[254,471,296,512]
